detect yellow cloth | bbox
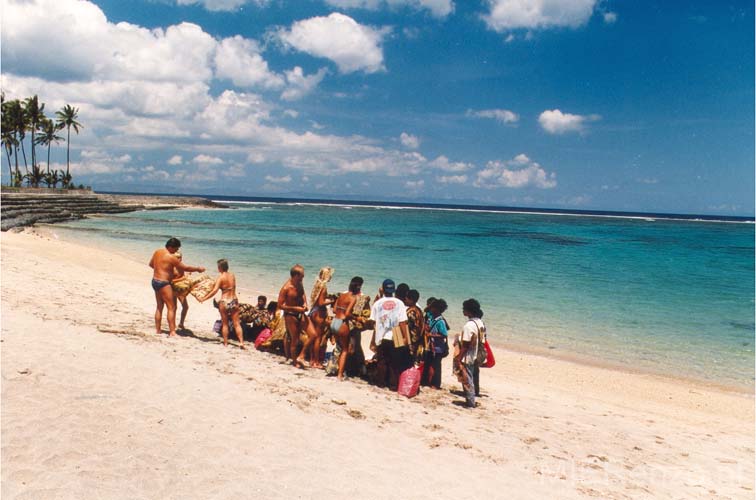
[171,276,192,298]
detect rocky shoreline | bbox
[0,189,227,232]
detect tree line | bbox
[1,93,83,189]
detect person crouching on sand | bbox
[149,237,205,337]
[198,259,246,350]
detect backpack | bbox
[472,319,487,366]
[428,317,450,358]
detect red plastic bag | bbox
[397,362,424,398]
[254,328,272,349]
[482,340,495,368]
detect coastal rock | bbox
[0,190,224,231]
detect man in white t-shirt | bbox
[457,298,486,408]
[370,279,411,389]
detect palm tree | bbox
[5,99,26,184]
[24,95,45,186]
[43,169,61,188]
[1,94,17,186]
[55,104,82,188]
[36,118,63,177]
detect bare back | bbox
[218,272,236,300]
[333,292,356,320]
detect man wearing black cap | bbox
[370,279,411,390]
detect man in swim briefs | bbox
[149,237,205,337]
[277,264,315,368]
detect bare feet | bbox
[168,332,177,337]
[239,344,247,350]
[293,358,307,369]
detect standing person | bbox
[456,298,486,408]
[370,279,411,390]
[198,259,246,349]
[404,289,425,361]
[330,276,361,380]
[423,297,437,325]
[277,264,314,368]
[308,267,335,368]
[149,237,205,337]
[171,252,191,331]
[422,299,449,389]
[395,283,410,303]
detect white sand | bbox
[1,229,753,499]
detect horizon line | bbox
[97,189,756,222]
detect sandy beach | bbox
[1,229,753,499]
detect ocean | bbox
[48,198,755,390]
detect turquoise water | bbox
[49,202,755,389]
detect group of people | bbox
[149,237,487,408]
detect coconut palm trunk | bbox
[56,105,81,188]
[5,145,12,186]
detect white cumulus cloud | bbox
[483,0,598,32]
[264,174,292,184]
[278,13,388,74]
[405,179,425,190]
[214,36,284,89]
[175,0,269,11]
[475,154,556,189]
[191,154,225,164]
[167,155,183,165]
[281,67,328,101]
[71,151,133,175]
[428,155,473,172]
[437,174,467,184]
[603,11,617,24]
[323,0,453,17]
[538,109,600,134]
[400,132,420,149]
[467,108,519,124]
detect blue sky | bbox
[2,0,753,215]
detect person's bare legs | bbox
[231,309,245,350]
[336,323,351,380]
[283,331,291,361]
[310,315,324,368]
[154,290,164,334]
[178,295,188,330]
[219,305,229,346]
[158,285,177,336]
[284,314,300,365]
[296,317,316,367]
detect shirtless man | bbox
[277,264,315,368]
[149,238,205,337]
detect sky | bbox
[1,0,753,215]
